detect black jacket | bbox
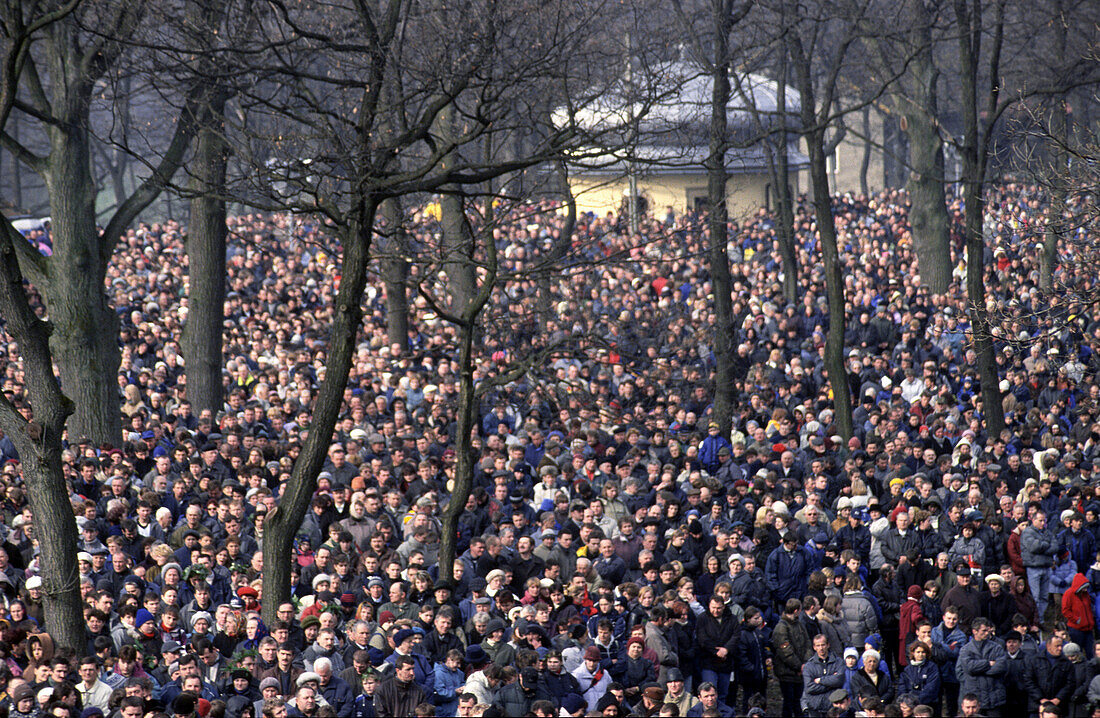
[1022,651,1074,711]
[851,668,895,708]
[495,681,551,716]
[372,677,426,717]
[697,607,742,671]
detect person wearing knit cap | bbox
[615,637,656,703]
[572,645,610,712]
[10,683,34,718]
[190,611,213,633]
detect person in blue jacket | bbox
[765,533,813,605]
[384,628,435,695]
[897,640,941,709]
[432,649,465,716]
[930,606,968,716]
[699,422,732,476]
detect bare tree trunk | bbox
[859,107,871,196]
[10,113,21,209]
[790,26,854,440]
[1041,176,1064,293]
[906,103,952,295]
[707,0,736,439]
[46,130,123,447]
[954,0,1005,438]
[438,321,476,583]
[261,201,376,625]
[882,114,909,189]
[437,107,476,313]
[1038,95,1064,294]
[774,54,798,305]
[807,137,854,440]
[435,201,499,583]
[902,0,952,295]
[182,100,228,416]
[381,197,410,351]
[963,180,1004,437]
[0,224,85,653]
[537,167,576,328]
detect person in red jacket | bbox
[898,585,925,667]
[1006,523,1025,578]
[1061,573,1095,656]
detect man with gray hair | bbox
[312,657,354,716]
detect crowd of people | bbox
[1,183,1100,718]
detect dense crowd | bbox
[2,184,1100,718]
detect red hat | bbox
[236,586,259,598]
[379,611,396,624]
[627,637,645,649]
[772,443,786,454]
[584,645,601,661]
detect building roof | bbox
[572,142,809,176]
[561,62,805,176]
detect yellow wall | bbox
[570,171,799,223]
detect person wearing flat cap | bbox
[494,665,551,715]
[633,683,666,716]
[828,688,854,717]
[943,562,982,634]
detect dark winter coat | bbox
[771,616,811,683]
[736,624,769,685]
[495,681,551,716]
[697,607,741,671]
[851,667,895,708]
[956,638,1007,709]
[881,527,922,565]
[801,653,845,715]
[765,545,814,603]
[1022,650,1074,711]
[372,677,426,718]
[1021,525,1058,568]
[898,660,941,707]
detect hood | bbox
[26,631,54,662]
[869,517,891,537]
[1071,573,1090,594]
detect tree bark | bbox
[807,136,854,440]
[859,107,871,196]
[182,101,229,417]
[45,127,123,447]
[381,197,410,352]
[953,0,1005,438]
[0,224,85,653]
[438,320,477,584]
[906,103,952,295]
[901,0,952,295]
[707,0,736,439]
[774,53,798,305]
[1040,101,1068,293]
[261,201,376,625]
[882,113,909,189]
[10,113,21,210]
[437,107,476,314]
[790,27,854,440]
[962,179,1004,437]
